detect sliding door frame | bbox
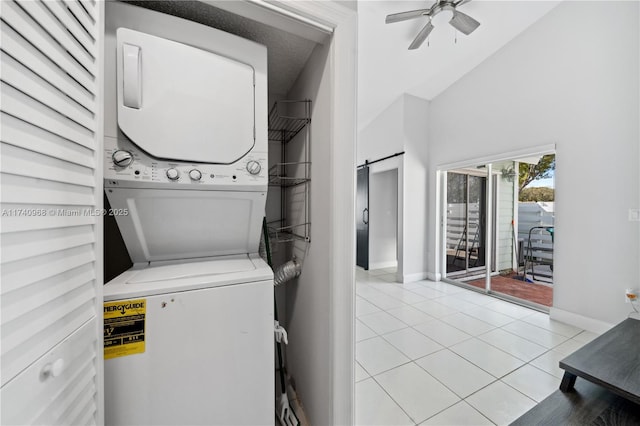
[435,144,556,309]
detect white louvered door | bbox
[0,0,104,424]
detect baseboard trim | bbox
[549,307,615,334]
[426,272,441,282]
[402,272,428,283]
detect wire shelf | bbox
[268,222,311,243]
[268,100,311,144]
[267,99,311,244]
[268,162,311,187]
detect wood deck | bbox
[466,275,553,307]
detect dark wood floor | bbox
[511,379,640,425]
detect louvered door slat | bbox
[1,54,95,130]
[1,23,95,113]
[2,282,95,357]
[1,173,95,206]
[42,0,95,58]
[59,360,96,425]
[0,0,103,419]
[1,83,95,149]
[1,245,95,294]
[65,0,96,40]
[15,0,96,74]
[2,262,94,322]
[1,1,95,92]
[0,226,95,264]
[45,362,96,424]
[0,205,96,233]
[1,143,95,187]
[1,113,95,168]
[78,0,97,22]
[76,402,98,426]
[60,379,97,425]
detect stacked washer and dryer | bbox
[102,3,273,425]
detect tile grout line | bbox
[356,271,585,425]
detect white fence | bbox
[518,202,554,281]
[446,202,554,276]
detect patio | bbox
[465,275,553,307]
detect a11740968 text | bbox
[1,208,130,217]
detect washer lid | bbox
[116,28,255,164]
[103,254,274,301]
[126,255,255,284]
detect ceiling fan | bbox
[385,0,480,50]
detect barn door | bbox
[0,0,104,423]
[356,166,369,270]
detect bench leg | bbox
[559,371,577,392]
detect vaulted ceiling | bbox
[358,0,561,131]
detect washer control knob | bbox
[246,160,261,175]
[189,169,202,181]
[112,150,133,167]
[166,168,180,181]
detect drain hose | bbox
[274,259,302,287]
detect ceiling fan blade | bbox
[454,0,473,7]
[385,9,429,24]
[449,10,480,35]
[408,21,434,50]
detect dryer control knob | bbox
[166,168,180,181]
[246,161,261,175]
[189,169,202,181]
[112,150,133,167]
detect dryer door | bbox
[106,188,265,263]
[116,28,255,164]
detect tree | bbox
[519,154,555,191]
[519,187,554,202]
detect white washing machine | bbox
[103,255,273,426]
[103,3,273,425]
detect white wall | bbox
[428,1,639,327]
[358,94,430,282]
[283,42,333,426]
[403,95,430,281]
[357,96,404,164]
[370,169,398,269]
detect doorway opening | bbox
[356,154,403,278]
[440,152,556,309]
[369,168,398,271]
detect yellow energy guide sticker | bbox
[104,299,146,359]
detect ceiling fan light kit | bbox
[385,0,480,50]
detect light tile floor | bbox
[355,268,600,426]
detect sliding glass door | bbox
[445,172,488,277]
[440,154,555,310]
